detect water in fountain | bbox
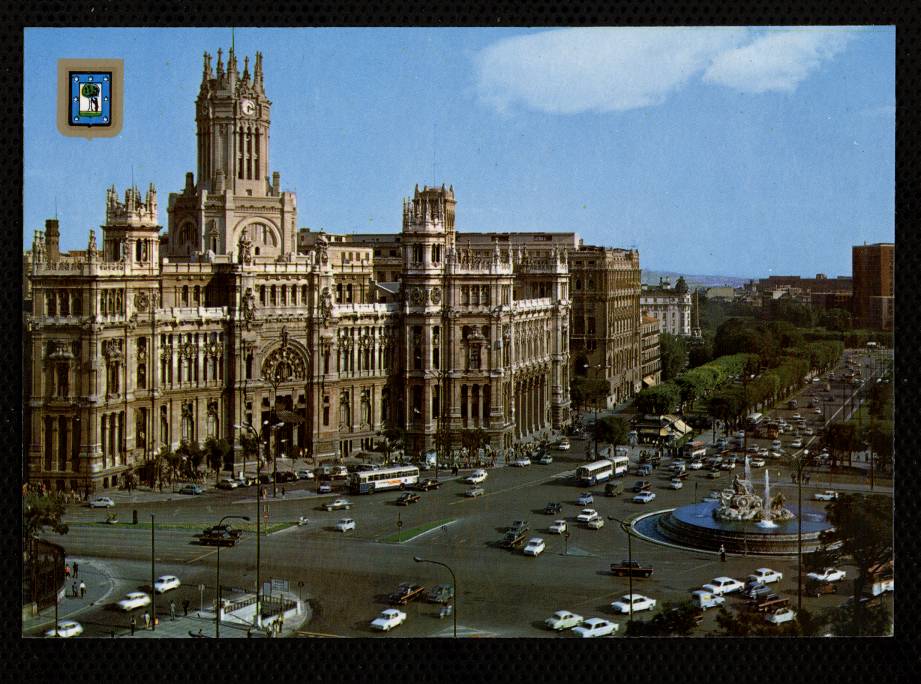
[744,454,751,483]
[756,468,778,528]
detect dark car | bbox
[426,583,455,604]
[415,478,441,491]
[605,481,624,497]
[200,523,243,538]
[396,492,420,506]
[544,502,562,515]
[197,525,243,547]
[388,582,426,605]
[508,520,529,535]
[632,480,652,493]
[273,471,296,483]
[610,560,654,578]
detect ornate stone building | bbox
[640,276,692,336]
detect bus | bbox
[610,454,629,477]
[746,412,763,427]
[576,459,614,486]
[349,465,420,494]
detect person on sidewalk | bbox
[64,563,71,580]
[182,599,190,617]
[143,611,151,630]
[130,616,136,636]
[73,561,79,578]
[79,581,86,598]
[71,581,78,598]
[170,600,176,621]
[719,544,726,562]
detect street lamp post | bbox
[608,516,634,623]
[214,514,250,638]
[150,513,156,631]
[235,421,270,628]
[791,449,809,613]
[414,556,457,638]
[276,438,287,497]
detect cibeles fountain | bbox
[636,455,833,555]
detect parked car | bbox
[545,610,583,631]
[512,456,531,467]
[415,478,441,491]
[335,518,356,532]
[370,608,407,631]
[636,464,653,477]
[803,427,815,436]
[744,581,773,600]
[323,498,352,511]
[153,575,181,594]
[814,490,839,501]
[806,567,846,583]
[633,491,656,504]
[523,537,546,556]
[537,453,554,465]
[576,508,599,523]
[632,480,652,492]
[690,590,725,610]
[688,460,704,470]
[388,582,426,605]
[318,482,333,494]
[749,568,783,585]
[557,438,571,451]
[465,469,488,484]
[426,584,455,604]
[116,591,152,611]
[577,492,594,506]
[584,517,605,530]
[750,458,766,468]
[465,486,485,497]
[610,593,657,614]
[89,496,115,509]
[217,478,239,490]
[544,502,563,515]
[295,470,315,480]
[791,439,804,449]
[178,484,204,495]
[765,607,797,625]
[668,479,683,490]
[44,620,84,638]
[572,617,618,638]
[396,492,421,506]
[549,520,567,534]
[702,577,745,595]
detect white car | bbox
[512,457,531,467]
[549,520,567,534]
[153,575,181,594]
[323,498,352,511]
[771,440,782,450]
[584,517,605,530]
[370,608,407,631]
[668,479,683,490]
[610,593,657,614]
[465,486,486,497]
[750,458,766,468]
[633,491,656,504]
[792,414,802,421]
[814,490,839,501]
[557,439,571,451]
[523,537,546,556]
[702,577,745,596]
[465,470,488,484]
[688,460,704,470]
[791,439,803,449]
[813,408,823,414]
[545,610,583,631]
[769,451,784,460]
[336,518,356,532]
[749,568,783,585]
[89,497,115,509]
[803,428,814,436]
[317,482,333,494]
[572,617,618,638]
[765,607,796,625]
[576,508,599,523]
[577,492,594,505]
[44,620,83,638]
[117,591,152,611]
[807,567,846,583]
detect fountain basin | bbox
[636,501,834,556]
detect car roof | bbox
[712,576,735,582]
[583,617,608,625]
[527,537,543,543]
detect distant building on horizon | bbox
[852,243,894,331]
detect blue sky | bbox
[24,27,894,278]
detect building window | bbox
[323,395,330,426]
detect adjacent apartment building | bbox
[852,243,894,331]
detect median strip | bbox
[379,518,455,544]
[70,520,294,534]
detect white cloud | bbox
[475,27,748,114]
[475,27,855,114]
[702,28,856,93]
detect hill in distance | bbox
[642,270,751,290]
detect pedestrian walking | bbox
[281,486,286,497]
[64,563,71,580]
[143,611,151,630]
[71,581,78,598]
[805,475,811,486]
[170,600,176,621]
[719,544,726,562]
[130,616,136,636]
[183,599,190,617]
[79,580,86,598]
[73,561,79,578]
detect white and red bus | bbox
[349,465,419,494]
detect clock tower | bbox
[195,48,272,196]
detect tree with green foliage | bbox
[460,427,489,458]
[203,437,231,483]
[687,336,713,368]
[768,296,815,328]
[623,601,700,636]
[818,308,852,332]
[707,387,745,428]
[633,383,680,415]
[658,332,688,382]
[819,494,893,635]
[593,415,628,448]
[570,376,608,411]
[862,420,893,474]
[714,606,827,636]
[23,492,69,543]
[825,423,859,468]
[824,598,891,636]
[376,423,405,463]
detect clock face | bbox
[241,99,255,116]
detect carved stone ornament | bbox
[410,287,425,306]
[102,339,122,361]
[134,291,150,312]
[207,399,219,417]
[261,327,307,382]
[238,226,254,265]
[430,286,442,305]
[320,287,333,321]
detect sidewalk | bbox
[22,556,117,636]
